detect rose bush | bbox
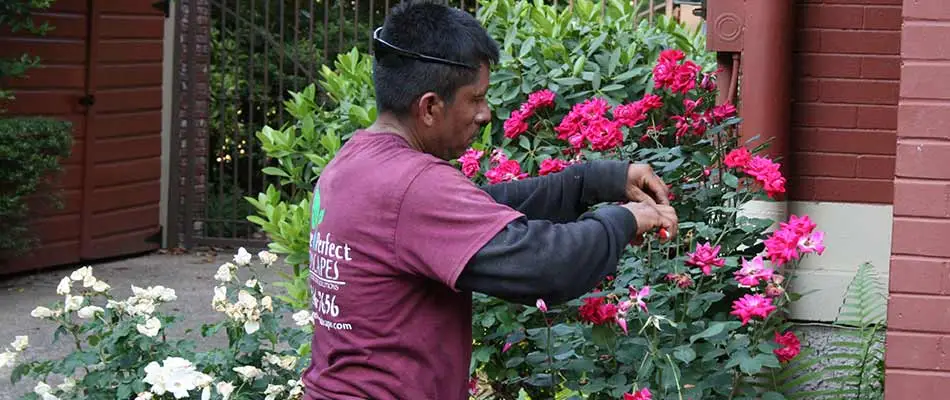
[461,49,824,400]
[0,249,314,400]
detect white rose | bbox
[214,263,235,282]
[232,365,263,381]
[82,274,97,288]
[56,277,71,295]
[216,382,234,400]
[153,286,177,302]
[31,306,54,319]
[11,336,28,352]
[77,306,104,319]
[136,317,162,337]
[34,381,52,395]
[244,279,258,289]
[64,295,84,312]
[92,280,110,292]
[0,351,16,369]
[243,320,260,334]
[134,392,154,400]
[261,296,273,312]
[264,384,285,400]
[233,247,252,266]
[258,250,278,266]
[292,310,313,326]
[70,266,92,282]
[57,377,76,392]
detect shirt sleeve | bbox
[479,160,630,223]
[394,162,525,291]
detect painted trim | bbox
[160,5,176,248]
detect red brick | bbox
[902,24,950,60]
[891,256,950,294]
[792,103,858,128]
[792,152,857,177]
[899,102,950,140]
[904,0,950,20]
[889,292,950,330]
[894,180,950,218]
[861,56,901,80]
[821,30,901,55]
[885,370,950,400]
[801,4,864,29]
[820,79,899,105]
[892,218,950,258]
[864,6,903,30]
[798,54,861,78]
[793,79,820,102]
[857,105,898,129]
[791,176,892,203]
[857,155,896,178]
[795,29,821,52]
[886,332,950,369]
[902,64,950,100]
[793,128,896,155]
[896,142,950,179]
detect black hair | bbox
[372,0,500,117]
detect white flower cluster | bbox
[0,335,29,370]
[31,378,76,400]
[263,379,305,400]
[212,286,273,334]
[140,357,215,399]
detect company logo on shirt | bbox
[309,187,353,331]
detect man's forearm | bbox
[455,204,637,305]
[479,160,631,223]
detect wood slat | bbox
[91,134,162,163]
[3,90,83,115]
[0,241,81,275]
[88,205,159,239]
[99,16,164,39]
[2,65,86,90]
[94,87,162,113]
[100,0,167,15]
[90,157,161,188]
[98,41,163,63]
[90,181,160,214]
[94,110,161,138]
[0,39,87,63]
[83,229,159,260]
[96,64,164,89]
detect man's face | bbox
[423,64,492,160]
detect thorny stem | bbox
[666,354,685,400]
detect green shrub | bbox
[0,117,72,254]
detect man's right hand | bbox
[621,202,678,242]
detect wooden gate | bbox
[0,0,166,275]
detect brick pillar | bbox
[175,0,210,247]
[885,1,950,397]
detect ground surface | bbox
[0,251,284,399]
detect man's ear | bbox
[416,92,444,127]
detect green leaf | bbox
[591,323,616,348]
[673,346,697,364]
[723,172,739,188]
[262,167,290,178]
[690,321,741,343]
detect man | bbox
[301,1,678,399]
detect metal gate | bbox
[170,0,680,249]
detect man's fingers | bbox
[643,174,670,205]
[631,189,657,206]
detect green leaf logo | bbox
[311,188,326,229]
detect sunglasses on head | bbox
[372,27,478,70]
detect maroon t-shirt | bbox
[301,131,523,400]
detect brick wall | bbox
[789,0,901,204]
[886,0,950,397]
[173,0,209,247]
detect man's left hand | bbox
[624,163,670,205]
